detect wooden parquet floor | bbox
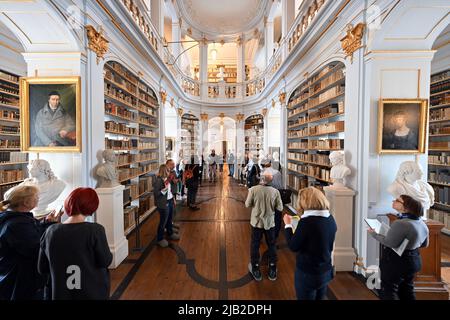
[109,167,376,300]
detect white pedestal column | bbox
[324,186,357,272]
[96,185,128,269]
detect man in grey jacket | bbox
[245,172,283,282]
[33,91,75,147]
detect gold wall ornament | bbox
[160,90,167,105]
[187,27,192,36]
[236,113,245,122]
[177,108,184,117]
[340,23,366,63]
[271,99,276,108]
[85,25,109,64]
[219,113,225,119]
[170,97,174,108]
[279,91,286,105]
[236,36,242,46]
[261,108,268,117]
[200,113,208,121]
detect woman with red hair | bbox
[38,187,112,300]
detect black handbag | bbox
[279,189,292,205]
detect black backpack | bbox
[279,189,292,205]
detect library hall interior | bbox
[1,0,450,303]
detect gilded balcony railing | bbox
[120,0,329,101]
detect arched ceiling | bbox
[176,0,270,40]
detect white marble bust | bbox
[329,151,351,188]
[388,161,435,210]
[96,149,119,188]
[6,159,66,217]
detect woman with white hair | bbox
[0,185,61,300]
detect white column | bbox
[171,19,181,64]
[324,186,357,271]
[236,36,245,98]
[151,0,164,38]
[282,0,295,60]
[199,41,208,99]
[96,185,128,268]
[265,18,275,66]
[282,0,295,38]
[236,120,245,179]
[280,102,288,188]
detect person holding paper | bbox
[153,164,180,248]
[284,187,337,300]
[368,195,429,300]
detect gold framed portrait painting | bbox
[19,76,82,153]
[378,99,428,154]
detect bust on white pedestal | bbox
[95,150,120,188]
[387,161,435,211]
[95,150,128,268]
[6,159,66,218]
[324,151,356,271]
[329,151,351,189]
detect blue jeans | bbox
[228,164,235,176]
[295,268,333,300]
[157,202,174,241]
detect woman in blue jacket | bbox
[284,187,337,300]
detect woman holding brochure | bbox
[153,165,180,248]
[368,194,429,300]
[283,187,337,300]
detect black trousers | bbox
[250,226,277,266]
[274,210,283,240]
[379,246,421,300]
[187,181,199,207]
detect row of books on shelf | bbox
[430,80,450,95]
[288,103,309,117]
[428,208,450,230]
[139,194,155,215]
[181,125,198,131]
[139,141,158,149]
[105,70,137,94]
[0,169,24,184]
[105,102,137,121]
[182,119,199,125]
[429,154,450,166]
[288,139,344,150]
[245,132,264,138]
[0,140,20,148]
[107,62,138,85]
[116,152,158,166]
[432,186,450,209]
[287,175,308,191]
[138,101,157,114]
[124,206,137,231]
[105,121,137,136]
[310,69,345,96]
[429,141,450,149]
[139,116,157,127]
[309,84,345,109]
[309,121,344,136]
[288,163,331,182]
[119,164,158,181]
[0,151,28,163]
[0,82,19,96]
[0,110,19,121]
[309,102,344,121]
[105,138,137,150]
[429,125,450,135]
[0,95,19,107]
[105,83,137,107]
[430,108,450,121]
[0,125,19,134]
[429,170,450,184]
[139,128,158,138]
[288,152,331,166]
[0,71,19,83]
[431,92,450,107]
[431,70,450,84]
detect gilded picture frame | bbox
[377,99,428,154]
[19,76,82,153]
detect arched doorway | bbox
[207,116,236,159]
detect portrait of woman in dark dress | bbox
[382,111,418,150]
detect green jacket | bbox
[245,184,283,230]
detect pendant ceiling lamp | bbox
[210,42,218,61]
